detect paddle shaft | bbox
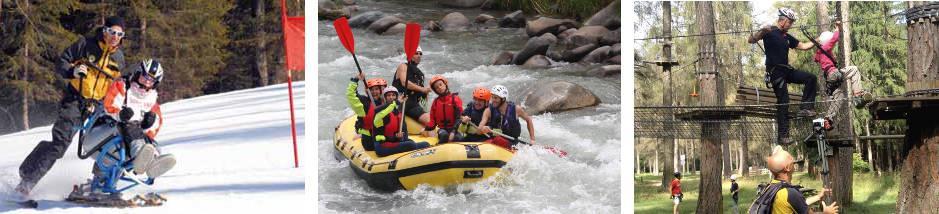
[350,53,375,105]
[467,121,531,145]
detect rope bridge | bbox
[635,93,855,142]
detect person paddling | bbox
[424,75,463,143]
[457,87,494,142]
[392,46,431,134]
[478,85,536,148]
[367,87,430,157]
[347,73,388,151]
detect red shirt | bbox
[813,30,841,75]
[426,93,463,130]
[670,179,682,195]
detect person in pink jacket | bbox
[814,20,870,129]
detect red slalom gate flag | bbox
[281,2,304,71]
[280,0,302,168]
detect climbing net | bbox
[635,98,851,141]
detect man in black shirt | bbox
[748,8,818,145]
[730,174,740,213]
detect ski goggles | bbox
[103,27,125,38]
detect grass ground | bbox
[634,172,899,213]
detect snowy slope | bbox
[0,82,306,213]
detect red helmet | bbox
[366,78,387,88]
[473,87,491,101]
[429,75,448,86]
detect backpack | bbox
[748,181,800,214]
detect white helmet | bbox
[491,85,509,99]
[730,174,737,180]
[818,31,834,44]
[416,46,423,53]
[136,59,164,88]
[778,7,798,21]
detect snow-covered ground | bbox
[0,82,306,213]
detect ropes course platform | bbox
[636,95,857,142]
[870,94,939,120]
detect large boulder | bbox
[570,26,610,47]
[586,65,620,77]
[512,36,551,65]
[609,43,621,56]
[492,51,515,65]
[581,45,611,63]
[523,81,601,115]
[383,23,407,35]
[499,10,526,28]
[367,16,404,34]
[320,0,338,10]
[438,0,487,8]
[522,55,551,68]
[424,20,442,31]
[539,33,557,44]
[557,28,578,45]
[475,14,495,23]
[525,17,577,37]
[440,12,471,32]
[319,9,349,20]
[606,54,621,65]
[584,0,621,30]
[560,44,598,62]
[348,11,385,28]
[601,29,620,45]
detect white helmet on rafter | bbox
[491,85,509,99]
[778,7,798,21]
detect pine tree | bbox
[0,0,80,131]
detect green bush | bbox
[852,153,871,173]
[490,0,617,20]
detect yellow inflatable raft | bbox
[333,115,514,191]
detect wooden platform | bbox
[870,96,939,120]
[735,86,804,118]
[675,108,746,121]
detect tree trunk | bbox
[695,2,722,212]
[810,1,828,102]
[660,1,675,192]
[256,0,270,86]
[741,135,750,177]
[721,140,734,178]
[633,138,642,175]
[654,145,659,174]
[896,2,939,212]
[21,43,30,131]
[865,119,879,175]
[141,18,148,51]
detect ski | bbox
[64,184,166,208]
[3,199,38,209]
[65,192,166,208]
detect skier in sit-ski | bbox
[85,59,176,195]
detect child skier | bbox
[98,59,176,183]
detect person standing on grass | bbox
[670,172,683,214]
[749,148,839,214]
[731,174,740,214]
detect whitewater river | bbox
[317,1,621,212]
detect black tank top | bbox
[392,62,426,103]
